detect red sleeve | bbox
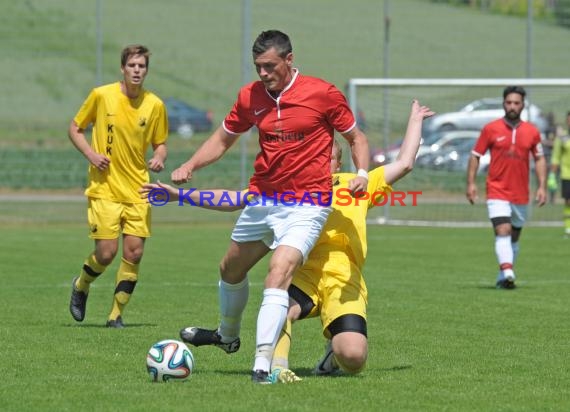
[325,84,356,133]
[223,87,255,135]
[472,127,490,157]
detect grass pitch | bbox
[1,222,568,411]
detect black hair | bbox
[252,30,292,58]
[503,86,526,100]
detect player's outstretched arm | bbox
[383,99,435,185]
[140,181,244,212]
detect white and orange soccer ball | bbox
[146,339,195,382]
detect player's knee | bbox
[96,250,116,266]
[335,344,367,374]
[124,250,143,264]
[123,242,144,263]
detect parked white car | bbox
[423,97,548,134]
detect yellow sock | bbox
[272,318,292,370]
[76,254,107,293]
[108,258,138,321]
[564,205,570,233]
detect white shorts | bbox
[487,199,527,227]
[231,199,332,261]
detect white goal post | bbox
[346,78,570,227]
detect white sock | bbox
[253,288,289,372]
[495,235,513,268]
[497,241,519,281]
[512,242,519,263]
[218,277,249,341]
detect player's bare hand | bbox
[140,182,160,199]
[412,99,435,120]
[139,180,179,203]
[535,187,547,207]
[171,166,192,184]
[148,157,165,173]
[348,175,368,195]
[88,152,111,171]
[466,183,478,204]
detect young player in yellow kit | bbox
[68,45,168,328]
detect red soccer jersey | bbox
[223,70,356,203]
[472,118,543,204]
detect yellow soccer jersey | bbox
[551,135,570,180]
[74,82,168,203]
[313,167,392,269]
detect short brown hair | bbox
[121,44,151,68]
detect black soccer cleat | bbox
[313,340,340,375]
[179,327,240,354]
[251,369,276,384]
[106,316,125,329]
[496,279,516,290]
[69,276,88,322]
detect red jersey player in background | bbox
[466,86,547,289]
[170,30,370,383]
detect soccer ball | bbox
[146,339,195,382]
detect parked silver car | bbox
[416,135,490,173]
[372,130,480,166]
[423,97,548,134]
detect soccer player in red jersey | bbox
[466,86,547,289]
[170,30,370,383]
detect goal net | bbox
[346,78,570,227]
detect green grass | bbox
[0,222,568,411]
